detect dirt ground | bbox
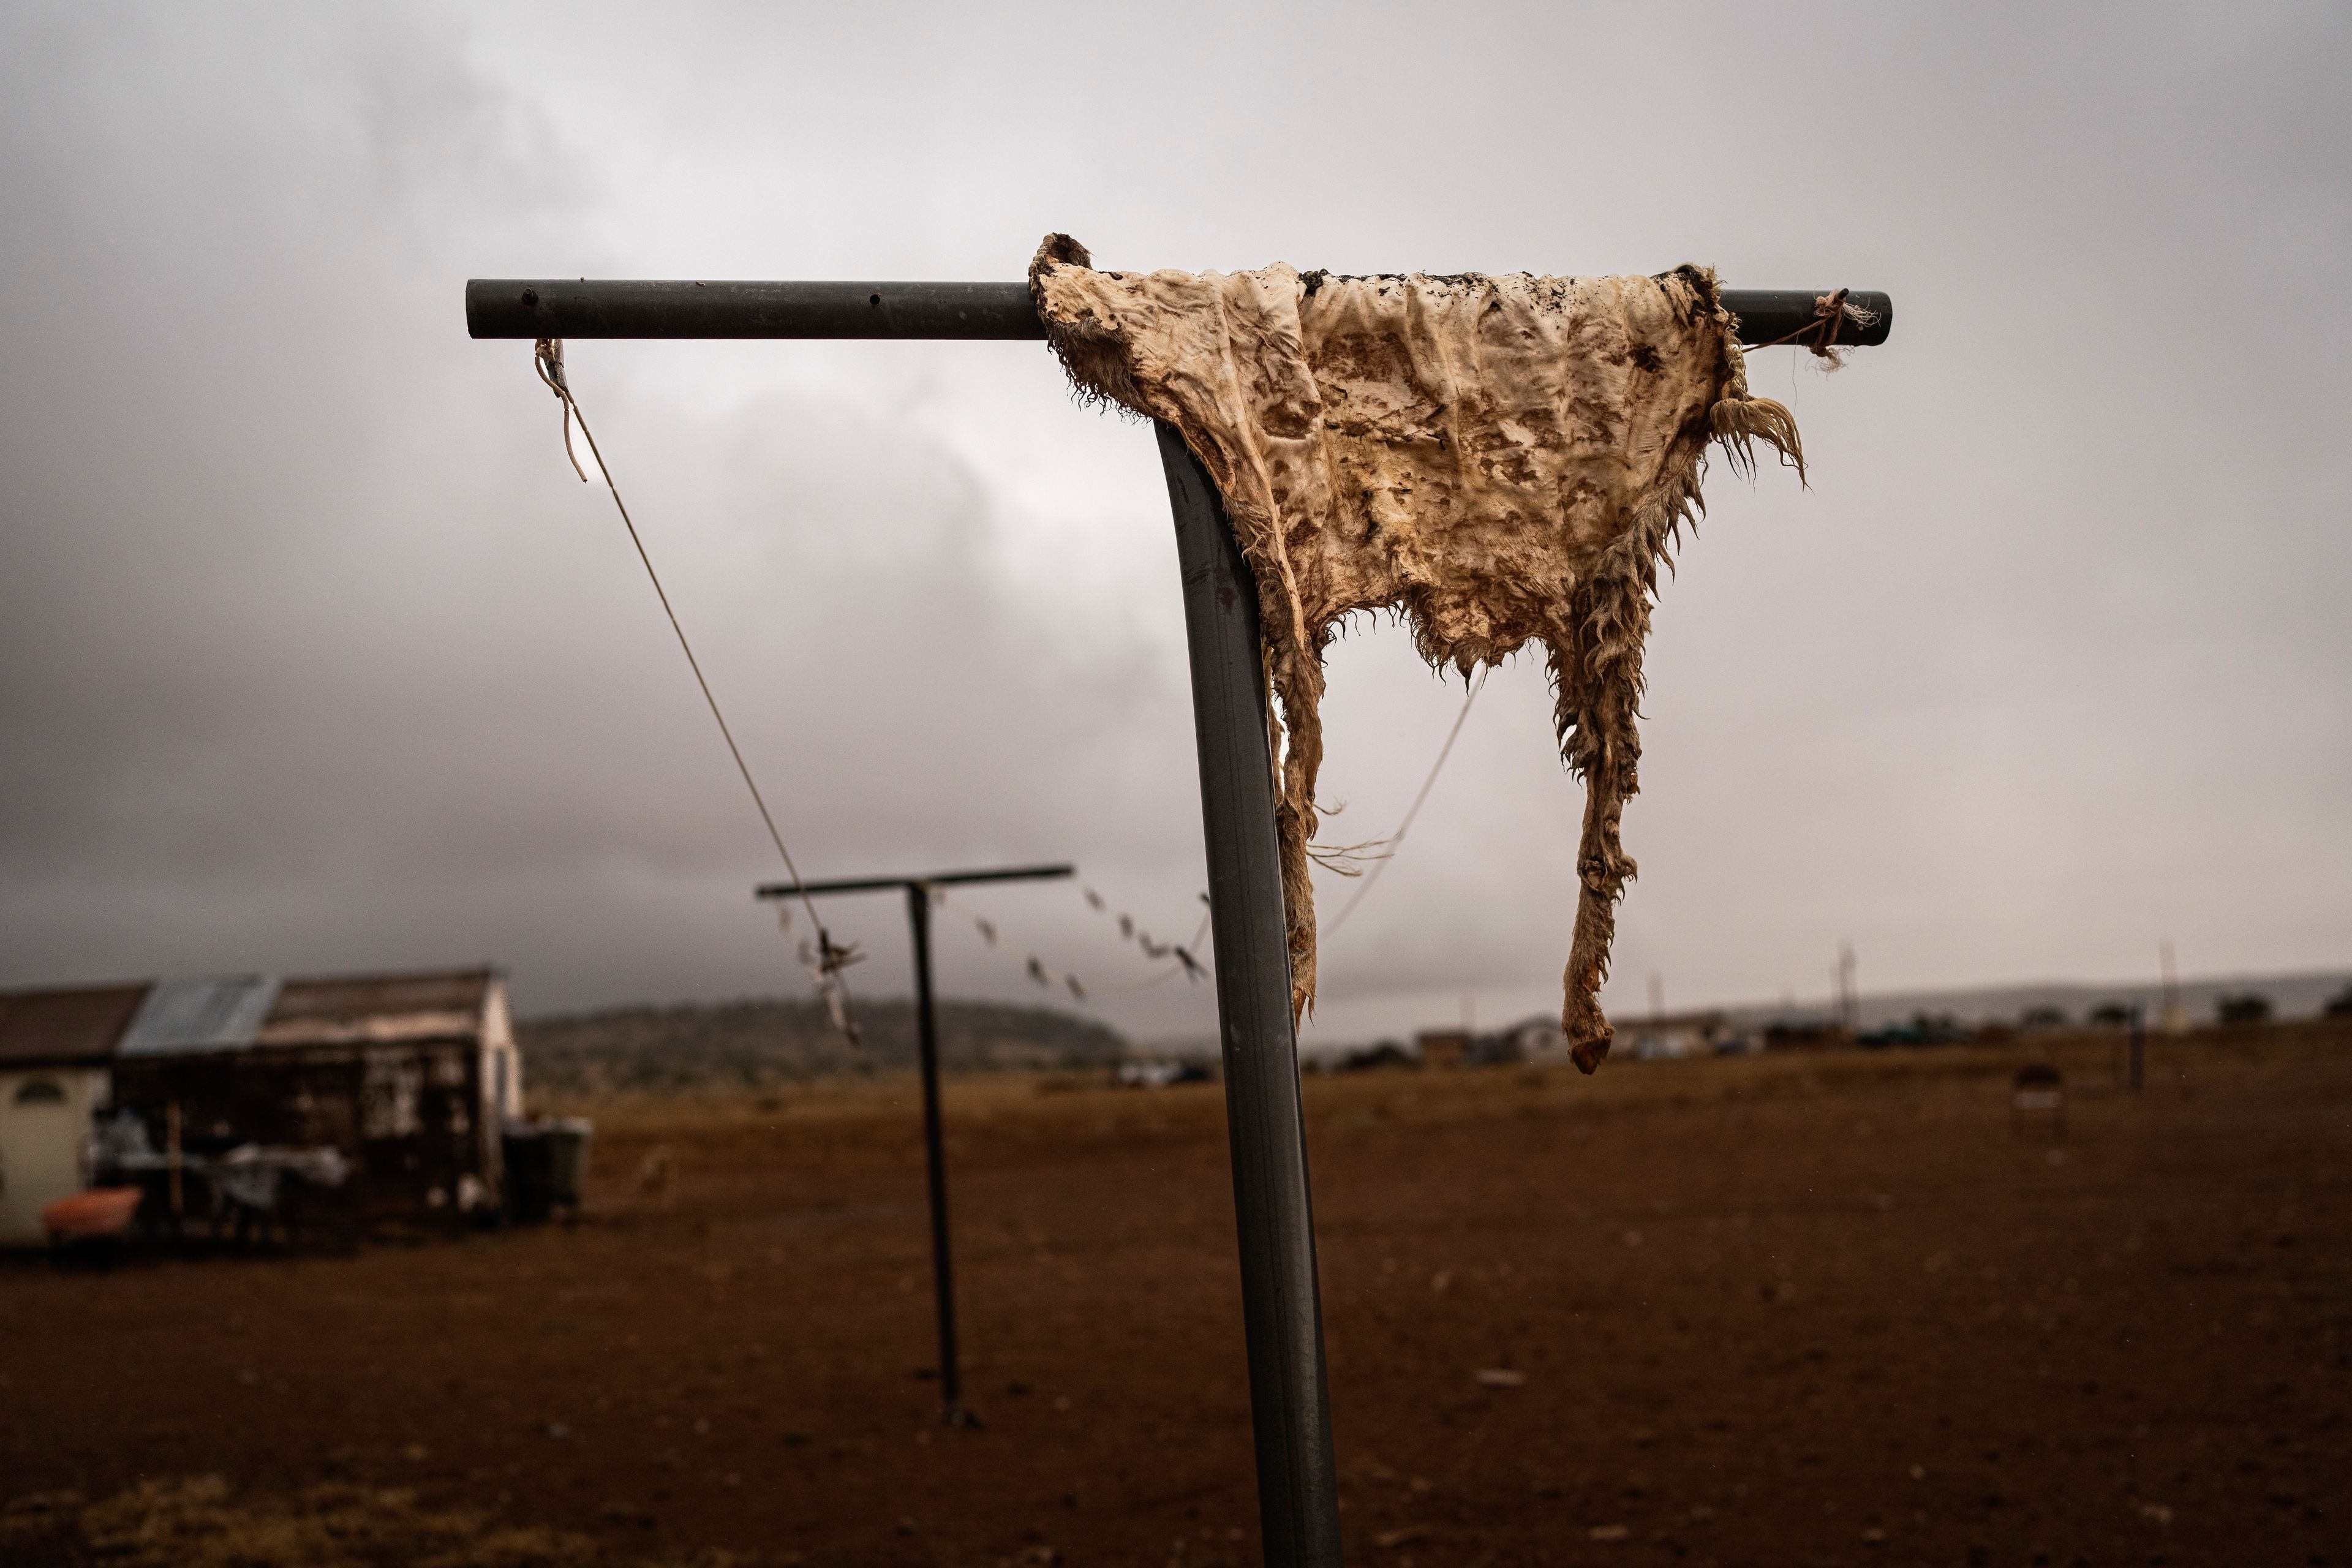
[2,1022,2345,1567]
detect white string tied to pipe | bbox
[532,337,862,1044]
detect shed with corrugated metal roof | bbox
[0,966,524,1245]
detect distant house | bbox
[1414,1028,1472,1070]
[1416,1012,1732,1069]
[1415,1017,1575,1069]
[1760,1016,1845,1050]
[0,967,522,1245]
[1499,1016,1570,1063]
[1627,1010,1733,1060]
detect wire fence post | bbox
[1157,422,1343,1568]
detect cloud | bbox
[2,2,2346,1047]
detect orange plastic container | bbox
[42,1187,143,1240]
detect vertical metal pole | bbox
[167,1101,184,1218]
[907,882,964,1423]
[2128,1004,2145,1095]
[1156,422,1343,1567]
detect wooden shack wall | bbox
[108,1036,499,1223]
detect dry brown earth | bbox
[2,1023,2345,1566]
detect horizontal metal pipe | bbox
[755,863,1074,900]
[469,280,1042,342]
[1717,288,1893,349]
[468,279,1891,347]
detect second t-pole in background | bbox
[755,861,1074,1425]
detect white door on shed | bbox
[0,1074,89,1245]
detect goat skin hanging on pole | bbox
[1031,234,1803,1070]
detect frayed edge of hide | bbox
[1712,394,1805,484]
[1555,356,1798,1070]
[1031,234,1152,419]
[1551,475,1694,1072]
[1538,274,1802,1071]
[1709,333,1805,485]
[1267,593,1329,1025]
[1034,232,1330,1023]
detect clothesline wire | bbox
[1319,666,1488,938]
[532,338,861,1041]
[930,886,1093,1003]
[1087,904,1213,993]
[932,883,1213,1001]
[1078,881,1210,979]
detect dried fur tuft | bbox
[1712,393,1805,484]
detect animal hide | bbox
[1031,235,1800,1070]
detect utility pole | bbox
[2159,938,2185,1035]
[756,861,1074,1425]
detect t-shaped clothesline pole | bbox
[469,274,1891,1568]
[753,861,1075,1427]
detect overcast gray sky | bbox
[2,2,2345,1044]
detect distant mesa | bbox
[517,996,1126,1094]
